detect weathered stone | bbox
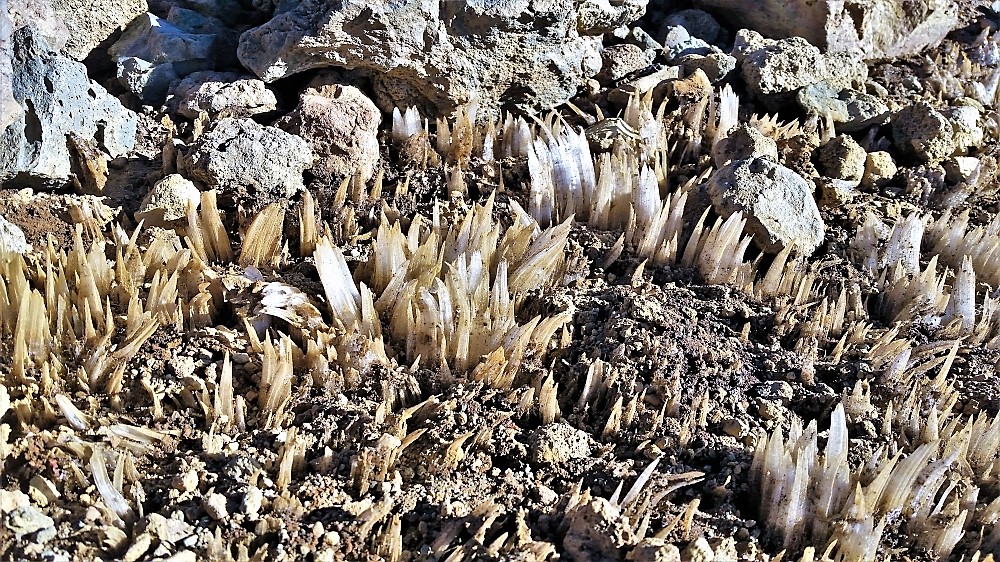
[5,505,56,542]
[663,9,722,44]
[563,496,633,562]
[237,0,645,117]
[606,64,681,106]
[942,105,982,153]
[0,214,29,253]
[109,13,216,102]
[695,0,959,60]
[817,134,867,184]
[817,177,858,207]
[713,124,778,168]
[628,538,681,562]
[529,423,593,466]
[943,156,982,184]
[1,27,137,187]
[0,0,18,130]
[679,51,736,83]
[733,30,867,98]
[862,151,897,189]
[597,44,653,85]
[796,82,850,122]
[840,90,891,133]
[275,84,380,183]
[169,71,277,119]
[661,25,713,62]
[50,0,147,60]
[891,101,954,162]
[178,118,312,202]
[202,493,228,521]
[706,157,826,254]
[136,174,200,226]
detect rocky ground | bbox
[3,0,1000,561]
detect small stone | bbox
[241,486,263,517]
[28,476,60,507]
[817,178,857,207]
[0,215,30,254]
[597,44,654,85]
[840,90,890,133]
[663,9,722,44]
[862,151,898,189]
[5,505,56,542]
[706,157,826,255]
[721,418,748,438]
[563,497,634,562]
[817,134,866,184]
[171,469,199,493]
[758,381,794,402]
[891,102,954,162]
[136,175,201,227]
[529,423,593,466]
[628,538,681,562]
[796,82,849,122]
[942,105,983,153]
[713,124,778,168]
[679,51,736,83]
[943,156,981,184]
[170,71,278,119]
[534,485,559,505]
[202,493,228,520]
[733,30,866,98]
[684,537,714,562]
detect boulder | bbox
[733,30,867,99]
[695,0,959,60]
[706,157,826,255]
[108,12,216,102]
[1,26,137,188]
[237,0,647,117]
[0,0,18,130]
[169,71,277,119]
[275,84,380,183]
[50,0,147,60]
[178,117,312,202]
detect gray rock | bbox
[706,157,826,255]
[678,51,736,83]
[1,27,137,188]
[943,156,981,184]
[661,25,713,62]
[529,423,593,466]
[0,0,18,130]
[237,0,645,117]
[597,44,654,85]
[796,83,850,122]
[50,0,147,60]
[169,71,276,119]
[713,124,778,168]
[625,26,662,52]
[817,177,857,207]
[0,214,29,253]
[178,118,312,202]
[5,505,55,542]
[7,0,68,52]
[165,6,239,68]
[891,102,955,162]
[109,13,215,102]
[663,9,722,44]
[942,105,982,153]
[733,30,867,98]
[817,134,867,184]
[275,84,380,183]
[840,90,891,133]
[695,0,959,60]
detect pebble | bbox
[202,493,229,520]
